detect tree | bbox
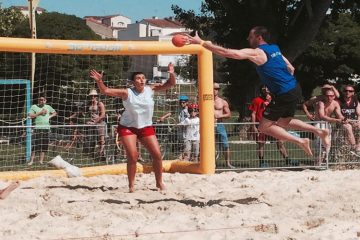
[0,10,130,124]
[172,0,357,115]
[296,13,360,99]
[13,12,100,40]
[0,7,25,37]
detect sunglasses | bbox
[326,95,335,97]
[214,88,220,90]
[344,90,354,93]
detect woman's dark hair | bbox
[130,71,145,81]
[252,26,270,42]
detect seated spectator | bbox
[338,85,360,154]
[303,84,340,121]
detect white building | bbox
[84,14,131,39]
[13,6,46,17]
[118,17,191,80]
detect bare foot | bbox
[0,181,20,199]
[297,138,313,156]
[156,183,166,191]
[129,186,135,193]
[318,129,330,151]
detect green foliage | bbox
[0,8,131,123]
[173,0,358,116]
[295,14,360,99]
[13,12,100,40]
[0,7,25,37]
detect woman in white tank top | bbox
[90,63,176,192]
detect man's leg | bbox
[259,118,314,156]
[28,152,35,165]
[342,123,356,147]
[257,140,266,167]
[224,148,234,168]
[39,152,45,164]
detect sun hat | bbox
[88,89,98,96]
[213,83,220,89]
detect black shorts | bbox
[32,129,50,152]
[263,84,302,121]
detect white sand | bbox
[1,169,360,240]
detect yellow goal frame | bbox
[0,37,215,180]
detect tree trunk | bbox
[283,0,331,61]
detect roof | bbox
[84,14,130,20]
[13,6,46,11]
[142,18,184,28]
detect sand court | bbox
[0,170,360,239]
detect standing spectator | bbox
[157,95,190,159]
[187,26,330,156]
[70,90,106,160]
[87,89,107,160]
[178,103,200,162]
[303,84,340,121]
[249,85,295,167]
[28,94,57,165]
[338,85,360,154]
[214,83,234,168]
[90,63,176,192]
[314,89,347,164]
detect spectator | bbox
[28,94,57,165]
[338,85,360,154]
[249,85,296,167]
[64,117,84,150]
[178,103,200,162]
[157,95,190,160]
[70,90,106,160]
[314,89,347,164]
[214,83,234,168]
[303,84,340,121]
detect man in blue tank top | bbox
[187,26,330,156]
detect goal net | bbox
[0,38,215,176]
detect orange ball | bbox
[172,34,187,47]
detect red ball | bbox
[172,34,187,47]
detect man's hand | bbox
[186,31,203,45]
[306,113,315,121]
[40,109,47,115]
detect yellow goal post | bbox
[0,37,215,179]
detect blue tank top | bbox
[256,44,297,96]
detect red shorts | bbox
[117,125,155,138]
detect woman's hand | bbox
[168,62,174,74]
[90,69,103,83]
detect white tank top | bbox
[120,86,154,128]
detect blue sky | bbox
[2,0,203,21]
